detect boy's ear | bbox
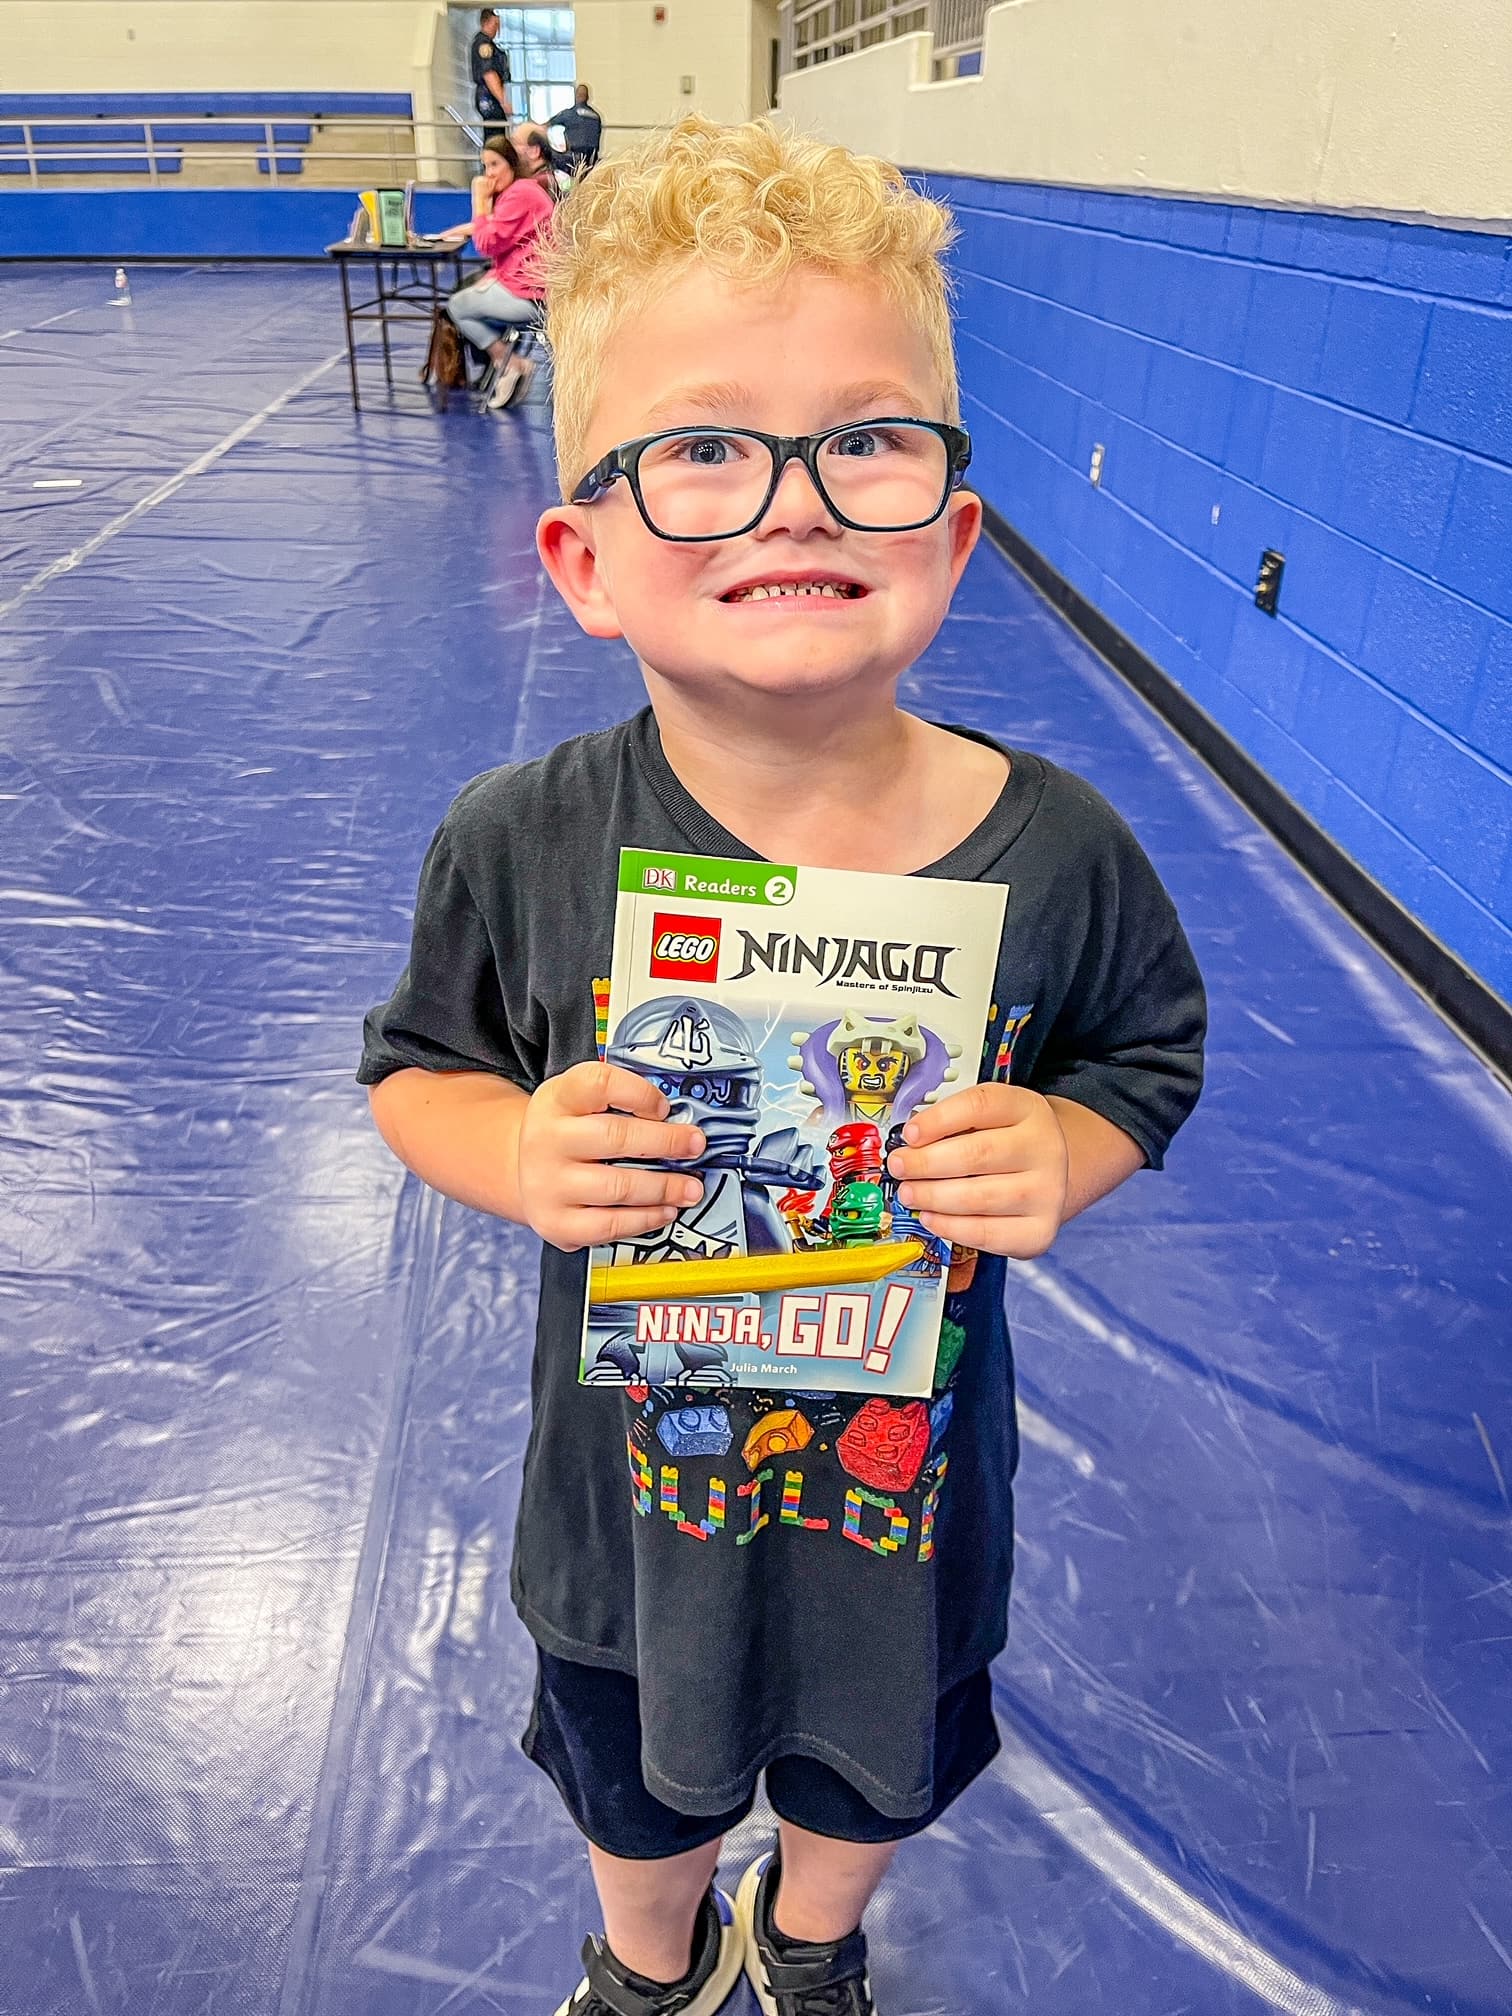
[536,506,625,640]
[945,489,983,591]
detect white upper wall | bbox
[779,0,1512,228]
[574,0,771,136]
[1,1,444,95]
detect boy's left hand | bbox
[888,1084,1069,1260]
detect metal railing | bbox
[0,111,672,191]
[443,103,484,150]
[778,0,991,75]
[0,114,475,190]
[933,0,992,57]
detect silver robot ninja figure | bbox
[585,996,825,1386]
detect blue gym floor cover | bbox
[2,265,1510,2016]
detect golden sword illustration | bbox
[588,1238,926,1305]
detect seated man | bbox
[510,122,565,200]
[551,84,604,175]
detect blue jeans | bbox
[447,277,538,353]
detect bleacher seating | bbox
[0,94,410,182]
[0,161,184,177]
[0,94,412,117]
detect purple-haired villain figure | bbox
[789,1008,961,1131]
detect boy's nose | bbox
[757,454,841,537]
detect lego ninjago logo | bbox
[649,914,722,983]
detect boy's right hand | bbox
[516,1062,706,1253]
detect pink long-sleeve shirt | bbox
[471,179,553,298]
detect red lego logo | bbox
[650,914,721,983]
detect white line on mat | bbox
[993,1730,1369,2015]
[0,351,342,622]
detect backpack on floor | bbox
[421,307,470,407]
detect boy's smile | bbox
[537,267,980,708]
[717,571,866,607]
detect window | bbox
[496,6,577,127]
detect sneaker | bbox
[487,354,535,409]
[734,1855,876,2015]
[554,1886,744,2016]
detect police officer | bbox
[552,83,603,176]
[469,9,512,139]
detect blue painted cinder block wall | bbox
[919,174,1512,1003]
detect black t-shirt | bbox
[469,29,510,106]
[359,708,1206,1818]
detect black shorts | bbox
[523,1650,1001,1859]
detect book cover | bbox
[580,848,1007,1396]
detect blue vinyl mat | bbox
[1,263,1509,2016]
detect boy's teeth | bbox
[734,582,849,601]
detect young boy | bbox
[360,117,1205,2016]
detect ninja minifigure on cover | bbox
[585,996,825,1385]
[828,1180,888,1247]
[811,1121,884,1238]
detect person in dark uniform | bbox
[551,83,604,176]
[469,9,512,140]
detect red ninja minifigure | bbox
[821,1121,884,1222]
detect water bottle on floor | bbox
[110,267,131,307]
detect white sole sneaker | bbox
[486,362,522,410]
[553,1887,744,2016]
[734,1857,778,2016]
[488,357,536,410]
[734,1855,877,2016]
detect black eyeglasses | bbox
[570,418,973,542]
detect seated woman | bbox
[442,138,552,410]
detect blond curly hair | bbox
[538,116,959,496]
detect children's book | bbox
[580,848,1006,1396]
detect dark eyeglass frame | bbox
[570,417,974,541]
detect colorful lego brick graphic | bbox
[946,1246,979,1294]
[626,1431,955,1563]
[656,1405,734,1459]
[592,977,612,1061]
[779,1468,829,1530]
[842,1485,911,1555]
[659,1463,726,1540]
[932,1314,968,1394]
[742,1408,814,1470]
[837,1397,931,1494]
[918,1454,949,1561]
[736,1466,773,1545]
[992,1004,1035,1082]
[627,1434,654,1515]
